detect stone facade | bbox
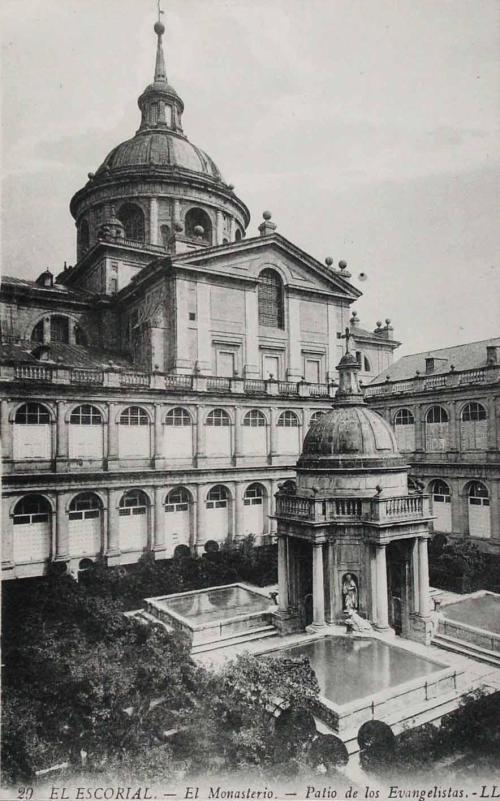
[365,340,500,553]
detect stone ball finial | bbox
[376,320,382,328]
[154,21,165,35]
[325,257,334,267]
[351,310,358,318]
[228,183,235,190]
[87,172,95,180]
[174,222,183,233]
[193,225,204,237]
[263,210,272,221]
[385,318,391,325]
[338,260,347,270]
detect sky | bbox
[1,0,499,357]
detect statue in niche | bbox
[342,572,358,612]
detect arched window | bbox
[165,487,190,511]
[70,405,102,425]
[235,229,242,242]
[258,269,284,329]
[13,494,50,525]
[462,402,487,421]
[467,481,490,539]
[78,220,90,254]
[13,494,52,563]
[243,410,266,427]
[184,208,212,244]
[206,485,229,508]
[31,320,44,343]
[15,403,51,424]
[119,406,149,426]
[69,492,102,520]
[310,410,325,424]
[394,409,415,426]
[461,402,487,450]
[119,489,148,515]
[468,481,489,501]
[278,410,299,427]
[431,480,451,501]
[160,224,171,247]
[165,407,191,426]
[244,483,264,505]
[426,406,448,424]
[430,480,451,533]
[206,409,230,426]
[117,203,145,242]
[363,356,371,373]
[50,316,69,343]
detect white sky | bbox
[2,0,499,356]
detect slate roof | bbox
[0,342,132,370]
[370,337,500,385]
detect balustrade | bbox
[276,492,429,524]
[14,364,52,381]
[120,371,149,386]
[70,368,103,384]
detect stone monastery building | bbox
[0,17,399,581]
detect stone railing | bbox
[0,361,337,400]
[275,492,430,524]
[364,365,500,398]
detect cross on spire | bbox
[338,326,352,355]
[157,0,164,23]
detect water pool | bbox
[152,584,271,626]
[441,593,500,635]
[272,637,444,705]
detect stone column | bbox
[1,399,12,461]
[55,492,69,561]
[152,486,166,555]
[244,288,260,377]
[153,404,165,469]
[149,197,159,245]
[216,210,224,245]
[369,546,378,622]
[311,541,326,628]
[55,400,68,471]
[195,484,206,554]
[195,405,206,466]
[325,540,337,623]
[374,544,390,629]
[106,488,121,563]
[286,294,302,381]
[277,535,289,613]
[106,402,119,469]
[418,537,431,618]
[411,538,420,613]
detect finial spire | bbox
[154,2,167,83]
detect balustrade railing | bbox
[278,381,299,395]
[120,371,149,386]
[309,382,330,397]
[14,364,53,381]
[244,379,266,394]
[164,374,193,390]
[364,365,499,398]
[71,368,103,384]
[207,376,231,391]
[276,492,430,524]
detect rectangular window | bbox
[217,351,235,377]
[304,358,321,383]
[263,355,280,380]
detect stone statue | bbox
[345,610,373,634]
[342,573,358,611]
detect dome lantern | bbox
[137,19,184,133]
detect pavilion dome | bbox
[300,405,401,463]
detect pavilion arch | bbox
[464,480,491,539]
[204,407,233,425]
[204,483,234,504]
[204,484,232,544]
[164,406,194,425]
[117,202,146,242]
[243,408,269,426]
[163,408,194,461]
[10,492,55,518]
[184,207,213,244]
[65,402,108,423]
[116,404,153,425]
[65,489,106,514]
[164,485,194,507]
[11,401,56,423]
[67,403,106,461]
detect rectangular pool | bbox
[441,593,500,635]
[152,584,271,625]
[272,636,444,706]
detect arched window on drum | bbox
[205,485,230,542]
[467,481,490,539]
[277,410,300,454]
[118,490,149,553]
[393,408,415,452]
[258,269,284,329]
[68,492,102,557]
[242,409,267,456]
[13,495,51,564]
[460,402,487,451]
[430,480,452,534]
[165,487,192,557]
[242,483,266,537]
[425,406,449,452]
[205,409,231,457]
[118,406,150,459]
[69,405,104,460]
[13,403,52,461]
[164,407,193,461]
[117,203,145,242]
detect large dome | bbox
[96,130,224,182]
[299,405,407,470]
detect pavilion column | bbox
[411,538,420,613]
[277,535,289,613]
[375,544,390,629]
[325,540,337,624]
[311,541,326,627]
[418,537,431,618]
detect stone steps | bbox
[191,625,278,654]
[432,633,500,668]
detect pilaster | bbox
[106,488,121,564]
[106,402,119,469]
[1,399,12,461]
[196,281,212,373]
[152,403,165,469]
[244,288,259,377]
[308,541,327,630]
[149,197,159,245]
[153,486,166,556]
[195,484,206,554]
[55,492,69,561]
[55,400,68,471]
[286,294,302,381]
[374,544,390,631]
[195,405,206,466]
